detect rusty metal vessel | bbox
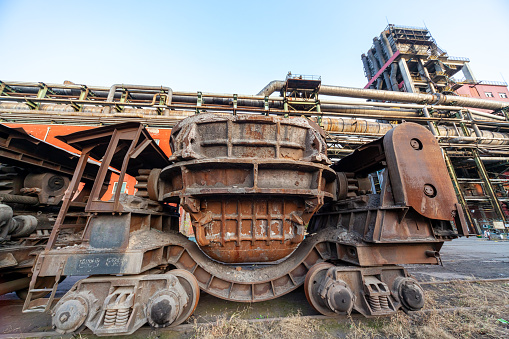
[159,113,335,262]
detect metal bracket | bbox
[196,91,203,114]
[233,94,237,115]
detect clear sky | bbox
[1,0,508,95]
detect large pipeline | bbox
[380,33,394,57]
[2,82,508,123]
[0,277,31,296]
[361,54,373,80]
[0,101,426,120]
[6,81,507,116]
[103,84,173,115]
[0,101,503,125]
[389,64,399,92]
[373,38,387,65]
[6,80,509,112]
[257,81,509,111]
[320,117,509,145]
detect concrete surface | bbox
[405,237,509,281]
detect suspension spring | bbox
[103,309,117,327]
[379,295,390,310]
[368,295,381,312]
[115,308,131,327]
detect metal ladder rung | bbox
[23,261,65,313]
[24,298,51,311]
[60,223,86,229]
[29,288,53,292]
[69,201,87,207]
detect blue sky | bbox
[1,0,508,94]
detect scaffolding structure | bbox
[361,24,476,94]
[1,78,509,233]
[361,24,509,232]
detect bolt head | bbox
[423,184,436,197]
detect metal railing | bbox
[453,78,508,87]
[447,56,470,62]
[285,74,321,81]
[479,80,508,87]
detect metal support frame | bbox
[443,150,478,234]
[455,111,506,225]
[472,150,507,224]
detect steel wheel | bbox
[304,262,336,316]
[168,269,200,326]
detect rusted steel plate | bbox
[383,123,459,221]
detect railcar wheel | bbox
[167,269,200,326]
[52,293,90,334]
[304,262,335,316]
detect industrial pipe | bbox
[0,96,502,124]
[0,194,39,205]
[319,85,509,111]
[3,81,508,121]
[0,204,38,241]
[367,49,380,72]
[373,37,387,65]
[6,80,509,113]
[106,84,172,103]
[5,82,173,105]
[389,63,399,92]
[469,109,506,121]
[361,54,373,80]
[380,33,394,57]
[256,80,509,111]
[370,40,392,91]
[320,117,394,135]
[104,84,173,114]
[0,277,31,296]
[256,80,285,96]
[318,116,509,145]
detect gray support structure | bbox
[389,63,399,92]
[373,37,387,65]
[367,50,380,72]
[397,58,416,93]
[380,33,394,57]
[462,63,477,82]
[361,54,373,80]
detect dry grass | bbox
[191,281,509,339]
[345,281,509,339]
[192,310,331,339]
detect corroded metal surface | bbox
[304,263,422,317]
[18,120,467,336]
[51,270,199,336]
[158,113,336,262]
[0,124,103,297]
[310,122,467,267]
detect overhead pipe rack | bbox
[1,79,509,232]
